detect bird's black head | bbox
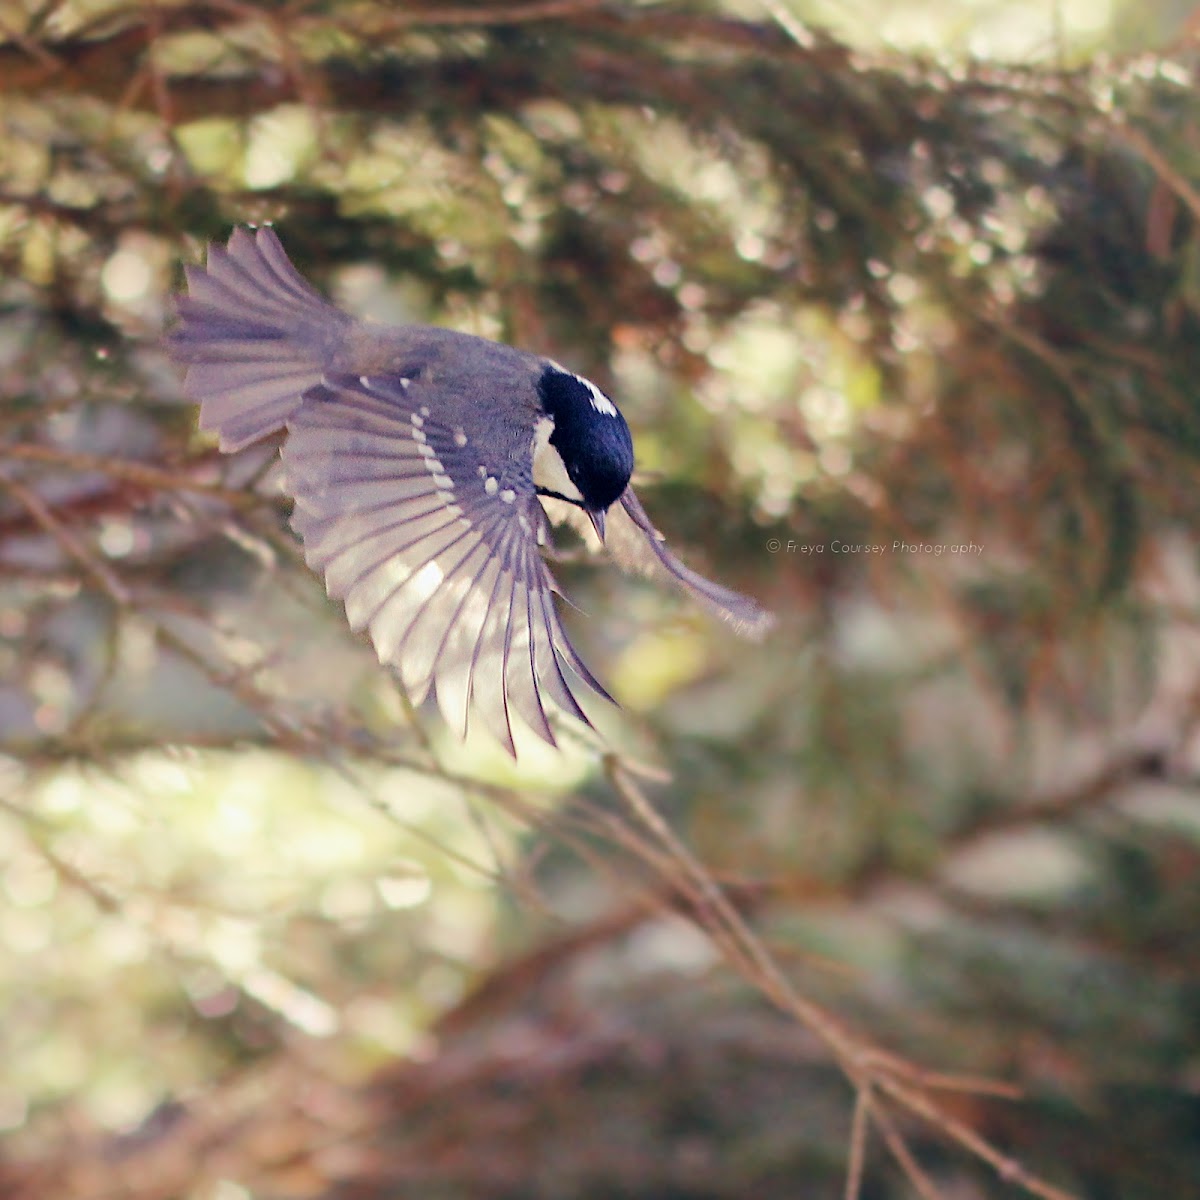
[536,365,634,512]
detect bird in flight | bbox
[168,227,771,753]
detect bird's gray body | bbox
[336,326,545,456]
[167,226,771,753]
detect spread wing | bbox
[613,488,774,639]
[282,371,611,754]
[543,487,775,640]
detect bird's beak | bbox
[588,508,607,544]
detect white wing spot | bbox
[453,428,467,447]
[412,428,427,444]
[411,412,424,429]
[484,476,499,496]
[420,406,431,417]
[477,465,488,479]
[418,441,446,477]
[499,488,515,504]
[432,472,453,491]
[358,375,372,389]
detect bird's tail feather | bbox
[167,227,348,452]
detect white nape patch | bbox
[578,374,618,416]
[530,416,582,502]
[549,359,618,416]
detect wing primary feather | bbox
[469,517,528,752]
[457,547,512,743]
[390,507,509,667]
[618,489,775,639]
[300,510,459,579]
[390,536,488,704]
[287,463,439,493]
[349,518,478,634]
[287,447,426,474]
[357,500,508,653]
[293,481,458,522]
[486,511,547,734]
[430,546,504,741]
[524,540,593,727]
[320,378,421,419]
[313,501,471,577]
[552,624,617,706]
[494,542,524,752]
[320,512,464,610]
[512,572,558,748]
[417,539,499,729]
[296,399,423,438]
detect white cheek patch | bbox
[530,415,583,502]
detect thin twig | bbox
[1,443,261,508]
[0,474,132,604]
[871,1099,945,1200]
[879,1076,1077,1200]
[844,1084,872,1200]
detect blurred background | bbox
[3,0,1200,1196]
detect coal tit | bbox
[167,227,772,752]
